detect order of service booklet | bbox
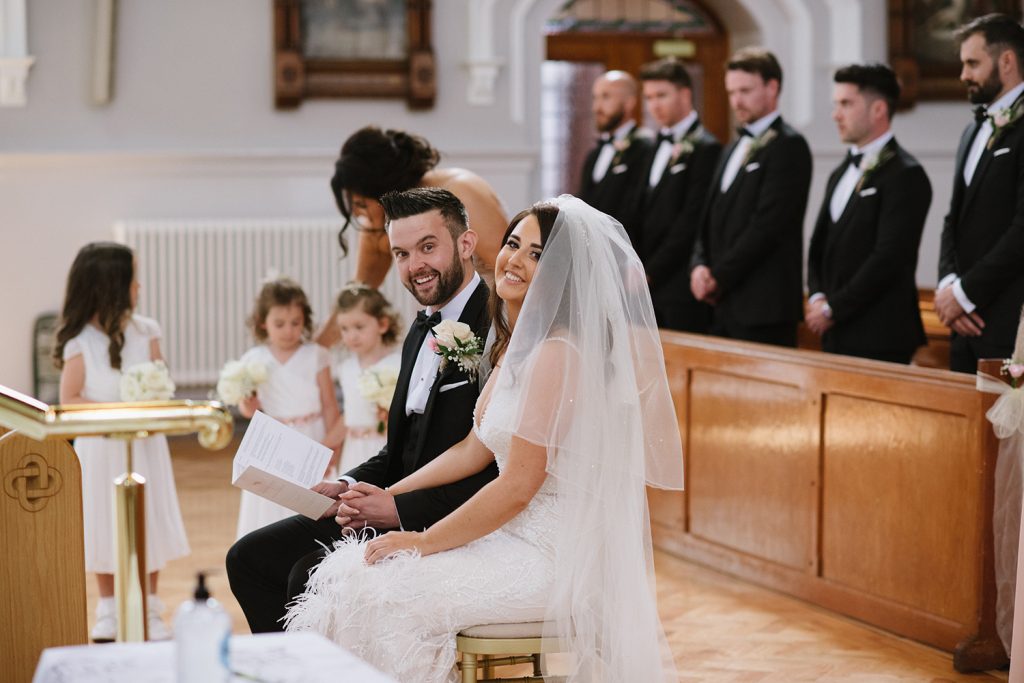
[232,410,335,520]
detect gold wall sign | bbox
[4,452,63,512]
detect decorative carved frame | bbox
[888,0,1022,107]
[273,0,435,110]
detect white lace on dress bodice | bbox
[474,384,559,555]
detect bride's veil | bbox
[489,195,684,681]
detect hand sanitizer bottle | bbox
[175,572,231,683]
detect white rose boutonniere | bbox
[120,360,176,402]
[854,146,896,192]
[742,128,778,165]
[428,320,484,378]
[988,99,1024,149]
[216,359,268,406]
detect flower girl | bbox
[322,283,402,473]
[234,277,340,539]
[53,242,189,642]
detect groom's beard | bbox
[406,256,465,307]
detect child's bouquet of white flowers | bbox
[357,364,400,433]
[216,359,269,406]
[120,360,176,402]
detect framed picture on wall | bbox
[274,0,435,110]
[889,0,1023,107]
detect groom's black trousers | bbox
[226,514,343,633]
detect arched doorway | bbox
[541,0,729,197]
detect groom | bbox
[227,187,496,632]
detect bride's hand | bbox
[364,531,428,565]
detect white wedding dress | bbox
[285,384,560,683]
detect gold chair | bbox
[456,621,566,682]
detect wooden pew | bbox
[652,332,1004,672]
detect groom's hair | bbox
[727,47,783,90]
[380,187,469,241]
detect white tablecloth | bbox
[33,632,398,683]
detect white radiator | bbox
[114,218,416,386]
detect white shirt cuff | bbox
[808,292,826,304]
[339,475,357,486]
[952,278,977,314]
[937,273,958,291]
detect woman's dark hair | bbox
[335,282,401,347]
[53,242,135,370]
[247,277,314,342]
[331,126,441,255]
[489,203,560,367]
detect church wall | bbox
[0,0,534,393]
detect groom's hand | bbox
[312,480,349,519]
[336,483,399,530]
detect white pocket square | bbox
[745,162,760,172]
[611,164,628,174]
[994,147,1011,157]
[670,163,687,174]
[438,380,470,393]
[859,187,878,197]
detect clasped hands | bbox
[934,285,985,337]
[804,298,834,336]
[311,479,422,564]
[690,266,719,304]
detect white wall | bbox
[0,0,534,394]
[0,0,980,394]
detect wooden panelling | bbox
[689,370,818,570]
[822,396,977,624]
[653,331,1004,672]
[0,432,87,683]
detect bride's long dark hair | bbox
[488,203,559,367]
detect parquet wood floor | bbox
[78,436,1008,682]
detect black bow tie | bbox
[414,310,442,333]
[737,126,754,138]
[656,131,674,145]
[974,105,988,122]
[597,134,612,147]
[846,151,864,169]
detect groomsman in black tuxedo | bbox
[806,64,932,364]
[635,57,721,332]
[227,188,495,632]
[690,48,812,347]
[578,71,653,239]
[937,14,1024,373]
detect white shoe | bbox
[147,595,172,641]
[91,597,117,643]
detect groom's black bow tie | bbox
[656,131,674,145]
[596,133,612,147]
[737,126,754,138]
[974,105,988,122]
[846,150,864,169]
[414,310,442,333]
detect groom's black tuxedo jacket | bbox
[808,139,931,358]
[691,116,812,328]
[636,119,721,331]
[940,100,1024,351]
[345,280,496,531]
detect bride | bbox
[285,195,683,682]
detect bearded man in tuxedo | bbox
[227,188,495,633]
[577,70,652,239]
[690,48,811,347]
[635,57,721,332]
[806,63,932,364]
[936,13,1024,373]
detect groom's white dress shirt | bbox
[405,271,481,416]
